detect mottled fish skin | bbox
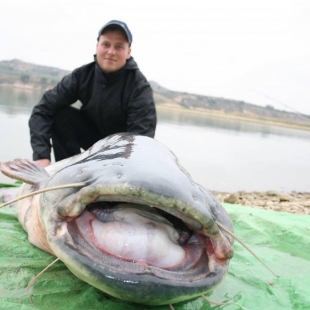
[0,133,234,305]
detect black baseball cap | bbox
[97,20,132,45]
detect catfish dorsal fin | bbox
[0,159,50,185]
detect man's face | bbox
[96,30,131,73]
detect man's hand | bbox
[36,159,51,168]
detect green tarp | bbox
[0,194,309,310]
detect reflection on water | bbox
[157,107,310,141]
[0,87,309,192]
[0,87,45,115]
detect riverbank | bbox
[156,104,310,132]
[1,83,310,132]
[0,82,51,91]
[212,190,310,215]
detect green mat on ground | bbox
[0,192,309,310]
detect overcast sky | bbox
[1,0,310,114]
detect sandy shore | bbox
[212,190,310,215]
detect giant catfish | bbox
[0,133,234,305]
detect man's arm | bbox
[126,80,157,138]
[29,71,79,162]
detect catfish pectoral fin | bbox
[0,159,50,185]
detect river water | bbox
[0,87,309,192]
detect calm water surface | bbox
[1,87,310,192]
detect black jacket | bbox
[29,57,157,160]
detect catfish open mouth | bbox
[44,186,234,305]
[58,196,231,283]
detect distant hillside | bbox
[0,59,309,127]
[0,59,70,88]
[149,81,310,127]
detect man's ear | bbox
[127,47,131,59]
